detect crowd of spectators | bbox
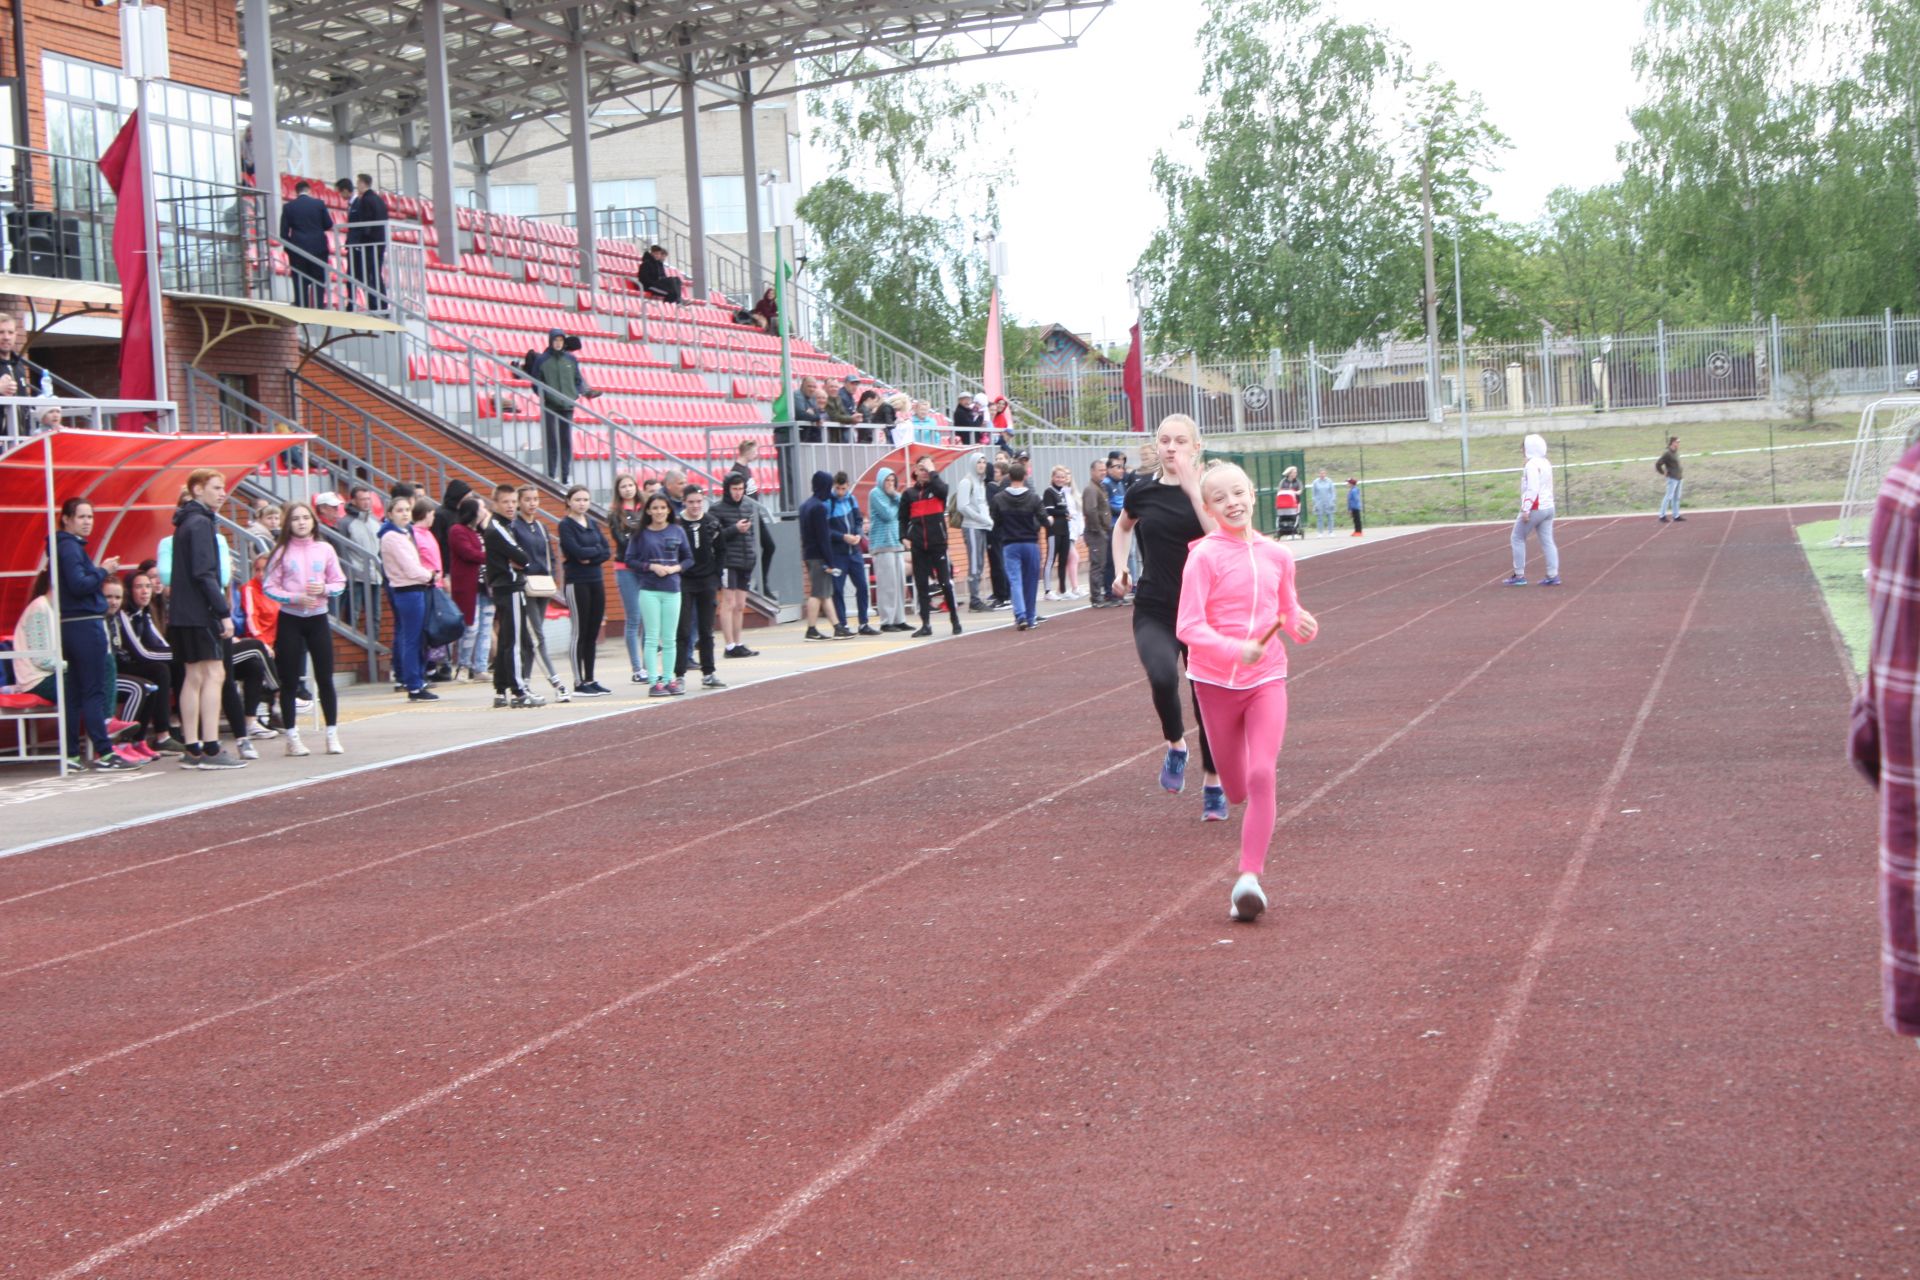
[788,374,1007,449]
[13,429,1171,773]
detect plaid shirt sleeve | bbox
[1855,441,1920,1036]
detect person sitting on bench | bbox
[638,245,684,304]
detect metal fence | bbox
[967,314,1920,436]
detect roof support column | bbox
[468,137,491,209]
[567,40,597,286]
[397,121,421,198]
[329,105,352,181]
[420,0,458,267]
[738,90,762,295]
[241,0,281,237]
[680,69,707,300]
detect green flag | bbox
[769,233,794,422]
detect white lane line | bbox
[1376,512,1737,1280]
[0,638,1130,982]
[29,516,1646,1276]
[38,701,1168,1280]
[0,638,1137,1096]
[0,628,1002,867]
[687,518,1663,1279]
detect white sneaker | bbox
[325,728,344,755]
[237,739,259,761]
[1229,873,1267,922]
[284,732,310,757]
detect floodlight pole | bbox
[1420,141,1443,426]
[1453,224,1469,471]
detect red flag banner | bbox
[98,111,156,429]
[1123,321,1145,433]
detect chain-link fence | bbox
[1279,419,1863,529]
[974,314,1920,435]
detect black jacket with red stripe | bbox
[900,475,950,556]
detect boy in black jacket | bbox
[899,456,962,638]
[675,486,727,688]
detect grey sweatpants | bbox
[1512,508,1559,578]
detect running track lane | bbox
[3,514,1651,1274]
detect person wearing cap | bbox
[1346,477,1364,536]
[836,374,862,419]
[952,393,986,445]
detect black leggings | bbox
[911,547,958,624]
[276,611,339,727]
[564,578,606,685]
[118,652,174,741]
[1131,607,1214,775]
[227,637,279,736]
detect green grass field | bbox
[1795,518,1869,675]
[1271,417,1860,527]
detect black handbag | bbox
[423,586,465,648]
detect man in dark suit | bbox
[346,173,390,313]
[637,244,684,303]
[279,180,334,309]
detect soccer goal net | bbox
[1833,396,1920,546]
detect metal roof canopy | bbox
[266,1,1111,160]
[245,1,1106,312]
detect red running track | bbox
[2,511,1912,1279]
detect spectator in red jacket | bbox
[448,495,490,681]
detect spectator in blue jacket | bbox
[54,498,139,770]
[798,469,843,641]
[827,471,874,636]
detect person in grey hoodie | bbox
[954,452,994,610]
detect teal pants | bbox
[639,589,682,682]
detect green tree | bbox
[1137,0,1413,359]
[1530,180,1684,335]
[797,56,1013,368]
[1624,0,1829,323]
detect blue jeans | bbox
[615,565,644,674]
[1004,540,1041,623]
[1659,476,1684,518]
[391,586,428,691]
[830,552,869,625]
[1315,506,1335,534]
[1511,508,1559,579]
[458,591,495,672]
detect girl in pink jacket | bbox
[1176,462,1319,922]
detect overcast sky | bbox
[975,0,1649,346]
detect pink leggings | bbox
[1192,680,1289,874]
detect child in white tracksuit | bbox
[1505,433,1561,587]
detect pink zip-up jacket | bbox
[261,536,345,618]
[1176,529,1303,689]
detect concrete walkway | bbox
[0,524,1428,856]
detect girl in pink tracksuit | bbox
[1176,462,1319,922]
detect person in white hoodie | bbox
[1504,433,1561,587]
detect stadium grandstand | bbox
[0,0,1110,751]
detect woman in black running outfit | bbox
[1109,413,1227,822]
